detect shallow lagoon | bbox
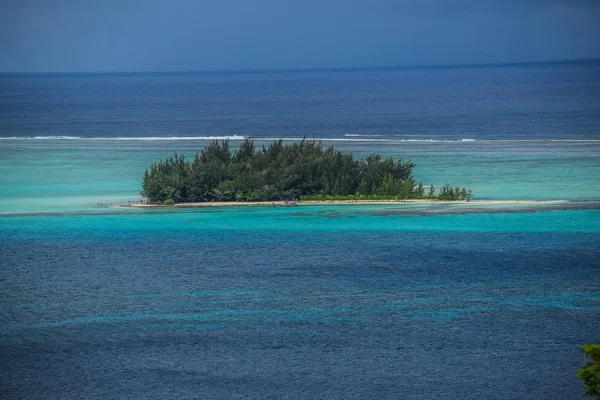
[0,139,599,214]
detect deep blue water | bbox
[1,61,600,140]
[1,210,599,399]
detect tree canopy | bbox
[577,344,600,398]
[141,138,472,204]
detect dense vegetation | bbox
[577,344,600,398]
[141,139,472,204]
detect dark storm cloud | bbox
[0,0,599,72]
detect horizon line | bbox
[1,57,599,76]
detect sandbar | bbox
[120,199,568,209]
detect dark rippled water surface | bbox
[1,60,599,140]
[1,211,599,399]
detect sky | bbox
[1,0,599,73]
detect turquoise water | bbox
[3,208,600,235]
[0,139,598,214]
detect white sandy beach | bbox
[120,199,568,209]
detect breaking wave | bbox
[0,135,247,141]
[0,136,83,140]
[344,133,384,137]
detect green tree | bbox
[437,183,455,200]
[577,344,600,398]
[140,139,472,204]
[213,180,236,201]
[427,185,436,199]
[234,138,255,163]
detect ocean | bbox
[1,62,599,399]
[2,60,600,141]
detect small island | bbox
[140,138,472,205]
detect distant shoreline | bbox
[120,199,568,209]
